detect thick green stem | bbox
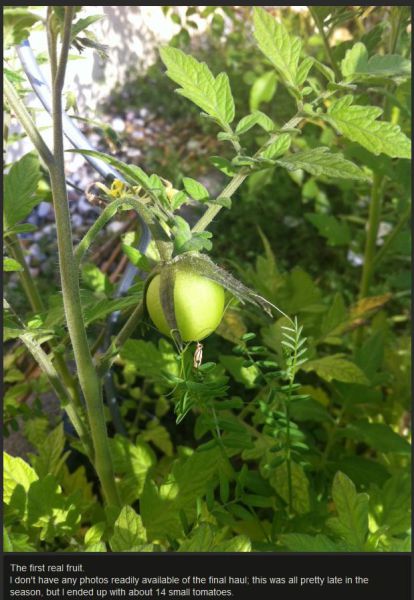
[47,7,120,506]
[354,173,383,347]
[358,173,383,300]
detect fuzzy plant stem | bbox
[358,173,384,299]
[354,173,383,347]
[47,7,120,506]
[97,300,144,377]
[284,382,294,515]
[19,332,93,458]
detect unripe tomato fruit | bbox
[146,268,225,342]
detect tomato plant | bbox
[3,6,411,555]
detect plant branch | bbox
[74,200,121,266]
[19,332,93,459]
[97,300,144,376]
[192,115,303,234]
[46,7,58,82]
[358,173,384,301]
[48,6,120,506]
[373,206,410,268]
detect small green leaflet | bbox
[305,213,351,246]
[159,46,235,127]
[3,257,24,272]
[275,147,368,180]
[70,15,103,42]
[302,354,369,385]
[341,42,411,80]
[4,453,38,504]
[236,111,274,135]
[4,153,41,231]
[280,533,341,552]
[343,421,411,454]
[296,57,314,87]
[67,149,151,188]
[182,177,209,201]
[261,134,292,160]
[249,71,277,111]
[121,244,152,271]
[253,7,302,88]
[323,96,411,159]
[3,7,41,47]
[110,506,147,552]
[209,156,236,177]
[328,471,369,550]
[172,216,213,254]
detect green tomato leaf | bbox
[121,244,152,271]
[159,46,235,126]
[323,96,411,158]
[4,453,38,504]
[120,339,179,384]
[170,190,188,210]
[182,177,209,201]
[302,354,370,384]
[4,153,41,231]
[110,506,147,552]
[67,149,151,188]
[343,421,411,454]
[28,423,68,479]
[253,7,302,88]
[261,133,292,160]
[26,475,81,541]
[341,42,369,78]
[70,15,103,41]
[341,42,411,80]
[280,533,342,552]
[3,257,24,272]
[109,436,156,505]
[3,223,38,239]
[249,71,277,111]
[305,213,351,246]
[276,147,368,180]
[3,8,42,47]
[141,448,222,541]
[236,113,262,135]
[371,474,411,536]
[208,156,236,177]
[296,56,314,86]
[328,471,369,550]
[266,460,310,514]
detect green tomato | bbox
[146,267,225,342]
